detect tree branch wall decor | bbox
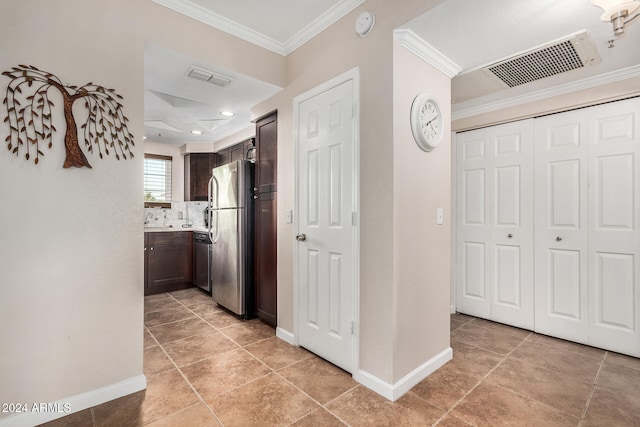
[2,65,134,168]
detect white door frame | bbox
[292,67,360,373]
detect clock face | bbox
[410,94,442,151]
[419,100,441,142]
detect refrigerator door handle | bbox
[207,176,213,241]
[207,177,212,208]
[211,176,221,244]
[213,210,221,244]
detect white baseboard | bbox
[353,347,452,401]
[276,327,295,345]
[0,375,147,427]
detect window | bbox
[144,154,172,208]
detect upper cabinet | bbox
[255,113,277,193]
[185,140,255,201]
[217,147,231,166]
[184,153,217,201]
[216,138,255,166]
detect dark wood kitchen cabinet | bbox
[184,153,216,201]
[253,111,277,325]
[216,147,231,166]
[144,231,193,295]
[216,139,255,166]
[254,191,277,325]
[255,113,277,193]
[229,143,244,163]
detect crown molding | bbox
[452,64,640,120]
[152,0,365,56]
[394,29,462,78]
[152,0,286,55]
[284,0,365,55]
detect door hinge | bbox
[351,211,357,226]
[351,321,355,335]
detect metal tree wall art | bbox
[2,65,134,168]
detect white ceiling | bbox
[144,44,281,145]
[401,0,640,112]
[146,0,640,145]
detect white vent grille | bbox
[186,66,233,87]
[483,32,600,88]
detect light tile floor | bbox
[42,288,640,426]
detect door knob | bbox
[556,236,562,241]
[296,234,306,242]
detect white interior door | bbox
[534,110,589,344]
[296,77,356,372]
[587,98,640,356]
[456,120,534,329]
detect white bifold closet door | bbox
[587,99,640,356]
[534,97,640,356]
[534,110,590,343]
[456,119,534,330]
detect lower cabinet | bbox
[144,231,193,295]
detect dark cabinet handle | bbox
[507,234,513,238]
[556,236,562,241]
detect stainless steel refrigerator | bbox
[207,160,254,317]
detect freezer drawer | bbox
[211,208,245,315]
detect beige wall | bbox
[252,0,448,384]
[392,43,451,378]
[0,0,146,419]
[213,126,255,151]
[0,0,285,423]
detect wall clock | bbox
[410,93,443,151]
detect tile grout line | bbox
[431,331,533,426]
[577,351,607,427]
[179,296,278,351]
[146,291,226,426]
[270,366,358,426]
[231,341,352,425]
[160,291,294,426]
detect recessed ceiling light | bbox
[190,130,203,135]
[220,111,235,118]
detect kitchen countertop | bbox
[144,225,208,233]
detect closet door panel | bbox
[588,98,640,357]
[456,119,534,328]
[491,122,534,329]
[457,132,491,318]
[534,111,589,344]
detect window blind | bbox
[144,154,172,204]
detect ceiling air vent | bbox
[186,66,233,87]
[482,31,600,88]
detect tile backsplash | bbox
[144,201,208,228]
